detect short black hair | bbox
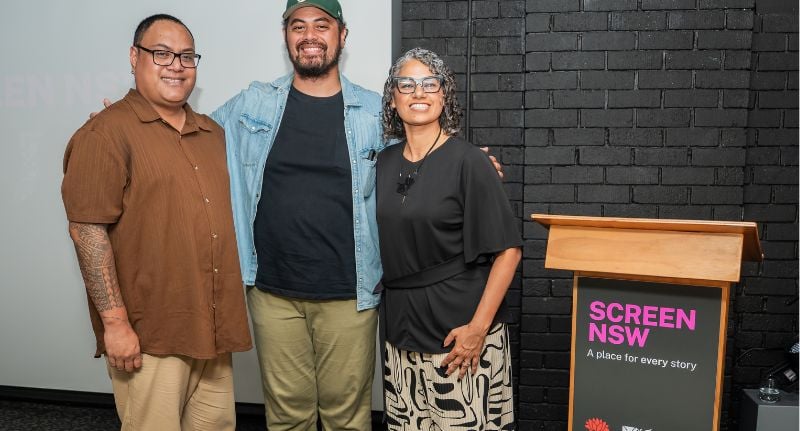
[133,14,194,46]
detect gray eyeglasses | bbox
[393,76,443,94]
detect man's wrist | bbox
[101,315,130,327]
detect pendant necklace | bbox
[396,128,442,204]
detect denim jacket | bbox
[211,73,386,311]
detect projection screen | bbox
[0,0,396,406]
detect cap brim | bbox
[282,4,337,20]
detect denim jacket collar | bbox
[268,73,363,107]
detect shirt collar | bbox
[123,89,212,133]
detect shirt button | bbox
[194,165,199,170]
[204,197,210,203]
[251,127,256,131]
[213,268,219,273]
[211,233,218,239]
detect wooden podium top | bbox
[532,214,763,284]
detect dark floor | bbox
[0,399,266,431]
[0,399,386,430]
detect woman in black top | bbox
[377,48,522,430]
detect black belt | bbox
[381,254,472,289]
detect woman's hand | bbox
[441,248,521,379]
[440,323,488,379]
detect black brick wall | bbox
[399,0,797,429]
[734,0,799,425]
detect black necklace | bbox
[396,128,442,203]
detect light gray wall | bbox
[0,0,393,406]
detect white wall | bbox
[0,0,394,406]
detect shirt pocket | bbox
[359,147,379,198]
[237,114,272,167]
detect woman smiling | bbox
[376,48,522,430]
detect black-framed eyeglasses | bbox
[135,45,201,68]
[393,76,442,94]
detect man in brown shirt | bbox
[61,14,251,431]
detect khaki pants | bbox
[247,288,377,431]
[107,353,235,431]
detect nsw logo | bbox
[584,418,609,431]
[621,426,652,431]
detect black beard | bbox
[289,45,343,79]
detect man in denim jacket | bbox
[210,1,384,429]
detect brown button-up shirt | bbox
[62,89,252,359]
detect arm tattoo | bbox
[69,222,125,312]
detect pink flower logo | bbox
[585,417,610,431]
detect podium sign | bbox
[572,277,723,431]
[532,214,763,431]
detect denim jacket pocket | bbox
[237,114,272,166]
[359,148,379,198]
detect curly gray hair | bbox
[381,48,462,141]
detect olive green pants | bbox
[247,288,378,431]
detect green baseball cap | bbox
[283,0,343,21]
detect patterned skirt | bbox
[383,324,514,430]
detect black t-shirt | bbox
[252,86,356,299]
[376,136,522,353]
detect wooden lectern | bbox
[532,214,763,431]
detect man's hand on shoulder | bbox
[480,147,504,179]
[89,98,113,119]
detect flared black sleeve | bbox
[460,146,523,264]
